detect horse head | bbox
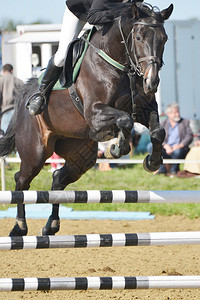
[118,2,173,96]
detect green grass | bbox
[1,154,200,218]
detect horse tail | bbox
[0,93,21,156]
[0,115,16,156]
[0,78,38,156]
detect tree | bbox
[0,19,19,31]
[0,18,51,32]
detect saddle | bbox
[37,27,96,115]
[38,27,96,91]
[53,27,96,90]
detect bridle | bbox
[118,17,164,77]
[78,17,165,119]
[117,17,164,120]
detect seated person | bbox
[135,133,151,154]
[177,139,200,178]
[97,141,112,171]
[131,123,150,155]
[149,103,193,175]
[49,152,63,173]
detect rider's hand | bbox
[172,143,184,151]
[164,144,173,155]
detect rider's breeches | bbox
[54,6,86,67]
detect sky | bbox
[0,0,200,26]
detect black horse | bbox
[0,2,173,236]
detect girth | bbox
[68,83,84,117]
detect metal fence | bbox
[0,156,199,191]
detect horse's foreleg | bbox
[87,105,133,159]
[143,111,165,172]
[104,113,133,159]
[104,130,131,159]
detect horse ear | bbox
[132,3,140,19]
[161,4,173,20]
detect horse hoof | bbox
[143,155,163,173]
[41,224,60,236]
[110,144,121,158]
[104,144,119,159]
[121,143,131,156]
[9,220,28,237]
[109,142,130,159]
[40,216,60,236]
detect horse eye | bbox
[136,36,141,42]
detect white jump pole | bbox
[0,276,200,291]
[0,190,199,204]
[1,231,200,250]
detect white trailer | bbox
[1,23,92,82]
[159,20,200,121]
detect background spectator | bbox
[131,123,150,155]
[0,64,24,133]
[150,103,193,175]
[49,152,63,173]
[177,137,200,178]
[97,141,112,171]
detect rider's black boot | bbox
[28,57,62,116]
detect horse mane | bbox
[135,2,163,22]
[106,1,164,23]
[16,78,38,105]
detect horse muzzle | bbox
[143,63,160,95]
[143,75,159,95]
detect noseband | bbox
[118,18,164,77]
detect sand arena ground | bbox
[0,215,200,299]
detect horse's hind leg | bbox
[8,171,28,236]
[143,111,165,172]
[41,139,98,235]
[9,156,47,236]
[40,164,69,235]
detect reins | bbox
[81,18,163,76]
[81,35,128,72]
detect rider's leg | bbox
[54,7,86,67]
[28,57,62,116]
[28,7,86,116]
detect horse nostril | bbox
[143,76,159,95]
[144,77,150,88]
[144,77,149,87]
